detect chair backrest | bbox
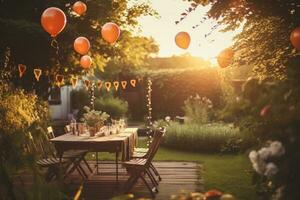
[144,127,166,157]
[26,128,57,159]
[47,126,55,139]
[145,128,165,166]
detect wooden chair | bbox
[123,129,165,197]
[47,126,92,178]
[26,132,75,182]
[131,128,166,182]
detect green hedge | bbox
[149,68,222,119]
[94,97,128,119]
[163,122,240,153]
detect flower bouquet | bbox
[81,106,110,136]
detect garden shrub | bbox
[149,68,222,119]
[222,56,300,200]
[163,122,240,153]
[183,95,213,124]
[0,83,66,199]
[94,97,128,119]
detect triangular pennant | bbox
[121,81,127,89]
[34,69,42,81]
[84,79,91,89]
[18,64,26,78]
[105,82,111,92]
[56,74,64,87]
[113,81,119,91]
[130,79,136,87]
[71,76,78,88]
[97,80,103,89]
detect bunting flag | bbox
[121,81,127,89]
[34,69,42,81]
[18,64,26,78]
[56,74,64,87]
[71,76,78,88]
[105,82,111,91]
[84,79,91,89]
[97,80,103,89]
[16,66,139,91]
[130,79,136,87]
[113,81,119,91]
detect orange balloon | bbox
[101,22,120,43]
[290,27,300,50]
[41,7,67,37]
[80,55,92,69]
[217,48,234,68]
[74,37,90,55]
[72,1,87,16]
[175,32,191,49]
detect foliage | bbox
[0,0,159,96]
[70,88,90,110]
[94,97,128,119]
[221,56,300,200]
[153,117,171,129]
[146,54,212,70]
[188,0,300,80]
[131,68,222,119]
[81,106,109,127]
[0,81,66,199]
[183,95,213,124]
[163,122,239,153]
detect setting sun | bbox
[138,0,242,61]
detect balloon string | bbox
[51,37,60,67]
[51,37,61,77]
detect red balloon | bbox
[72,1,87,16]
[74,37,90,55]
[290,27,300,50]
[101,22,120,43]
[80,55,92,69]
[41,7,67,37]
[217,48,234,68]
[175,32,191,49]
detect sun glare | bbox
[138,0,242,61]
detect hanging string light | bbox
[146,78,153,147]
[89,82,95,110]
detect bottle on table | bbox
[70,117,77,135]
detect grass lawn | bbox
[154,146,256,200]
[92,138,257,200]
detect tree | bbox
[0,0,159,98]
[185,0,300,79]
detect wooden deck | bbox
[66,161,204,200]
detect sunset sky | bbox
[137,0,243,61]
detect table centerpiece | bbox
[81,106,110,136]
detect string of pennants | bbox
[18,64,138,91]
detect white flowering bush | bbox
[249,141,285,177]
[223,59,300,200]
[153,116,171,129]
[183,94,213,124]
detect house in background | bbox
[48,85,74,121]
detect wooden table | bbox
[50,128,138,184]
